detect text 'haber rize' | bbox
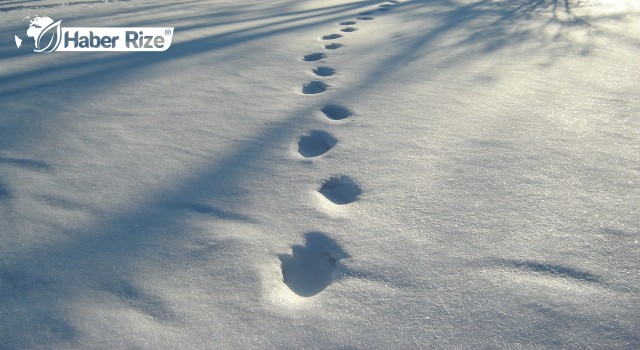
[64,30,166,49]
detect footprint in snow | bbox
[357,16,374,20]
[359,11,374,15]
[324,43,342,50]
[279,232,349,297]
[302,81,328,94]
[340,21,356,25]
[321,34,342,40]
[321,104,352,121]
[313,67,335,77]
[302,52,326,61]
[340,27,358,33]
[298,130,337,158]
[318,175,362,205]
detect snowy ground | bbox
[0,0,639,348]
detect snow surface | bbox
[1,0,639,348]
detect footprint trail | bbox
[282,1,403,296]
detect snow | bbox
[1,0,639,348]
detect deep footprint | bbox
[321,34,342,40]
[318,176,362,205]
[302,81,328,94]
[357,16,374,20]
[279,232,349,297]
[313,67,335,77]
[340,27,358,33]
[324,43,342,50]
[302,52,326,61]
[298,130,337,157]
[340,21,356,25]
[321,104,352,120]
[359,11,374,15]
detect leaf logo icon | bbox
[34,20,62,53]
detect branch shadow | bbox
[495,259,603,283]
[0,0,132,12]
[0,180,12,200]
[0,157,50,170]
[351,0,635,93]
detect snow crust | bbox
[0,0,638,348]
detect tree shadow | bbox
[0,0,132,12]
[361,0,632,83]
[0,157,50,170]
[0,180,12,200]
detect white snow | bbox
[0,0,639,348]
